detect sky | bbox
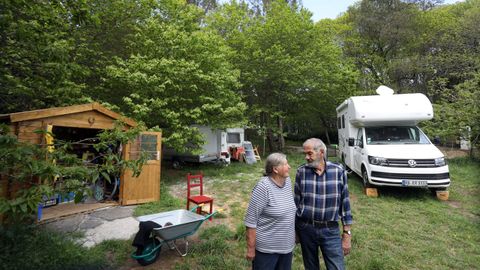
[303,0,466,21]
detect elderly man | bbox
[295,138,353,270]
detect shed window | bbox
[140,134,158,160]
[128,134,159,160]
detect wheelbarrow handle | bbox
[204,211,218,220]
[190,204,217,220]
[190,204,203,213]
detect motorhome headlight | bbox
[435,157,446,166]
[368,156,388,166]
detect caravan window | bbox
[227,132,241,143]
[341,115,345,129]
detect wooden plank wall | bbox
[4,121,44,201]
[120,133,162,205]
[16,120,43,144]
[121,165,160,205]
[39,111,119,130]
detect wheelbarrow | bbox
[131,205,216,266]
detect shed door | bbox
[120,131,162,205]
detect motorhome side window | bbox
[341,115,345,129]
[227,132,241,143]
[356,129,363,148]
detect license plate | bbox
[402,180,428,187]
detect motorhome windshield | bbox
[365,126,431,145]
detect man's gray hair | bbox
[264,152,287,176]
[303,138,326,152]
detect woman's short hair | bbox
[264,153,287,176]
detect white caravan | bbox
[336,86,450,192]
[163,126,244,168]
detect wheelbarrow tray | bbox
[137,209,206,240]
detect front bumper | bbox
[368,165,451,188]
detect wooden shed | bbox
[0,103,162,212]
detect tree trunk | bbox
[266,128,275,152]
[277,116,285,151]
[321,118,331,145]
[261,111,274,153]
[470,133,479,158]
[325,129,331,145]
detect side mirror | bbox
[348,138,355,147]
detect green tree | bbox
[419,0,480,102]
[209,0,358,149]
[288,19,359,144]
[341,0,423,92]
[404,0,445,11]
[187,0,219,13]
[416,1,480,154]
[75,0,158,103]
[105,0,246,152]
[0,0,91,113]
[423,72,480,154]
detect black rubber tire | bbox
[362,169,372,188]
[104,177,119,201]
[93,180,104,202]
[214,158,229,167]
[172,160,182,170]
[136,238,161,266]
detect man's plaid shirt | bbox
[294,161,353,225]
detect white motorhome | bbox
[336,86,450,192]
[163,126,245,168]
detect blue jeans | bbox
[296,220,345,270]
[253,250,293,270]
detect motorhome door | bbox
[353,128,364,174]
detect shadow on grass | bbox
[348,173,437,201]
[375,186,435,200]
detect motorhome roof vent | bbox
[376,85,394,96]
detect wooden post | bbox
[253,146,261,161]
[364,187,378,198]
[436,190,449,201]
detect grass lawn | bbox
[134,152,480,270]
[1,152,479,270]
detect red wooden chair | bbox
[186,172,214,220]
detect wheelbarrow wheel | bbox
[136,238,161,266]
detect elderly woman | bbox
[244,153,296,270]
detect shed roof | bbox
[0,103,137,127]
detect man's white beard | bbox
[307,159,321,168]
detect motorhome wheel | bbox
[362,169,372,188]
